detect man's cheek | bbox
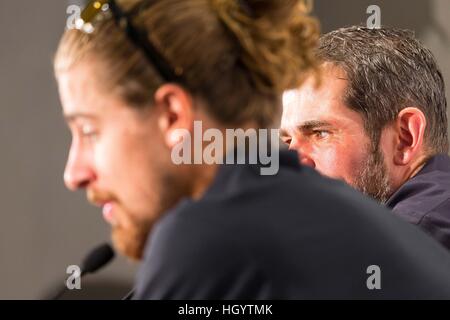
[312,147,338,173]
[95,140,125,175]
[95,148,124,191]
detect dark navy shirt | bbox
[134,151,450,299]
[387,154,450,250]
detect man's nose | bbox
[64,144,96,191]
[288,138,316,169]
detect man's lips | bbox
[87,191,120,226]
[102,202,118,226]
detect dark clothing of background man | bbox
[134,151,450,299]
[387,154,450,250]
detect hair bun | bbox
[211,0,320,94]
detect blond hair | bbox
[55,0,319,127]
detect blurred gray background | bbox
[0,0,449,299]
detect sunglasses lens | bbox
[77,0,110,33]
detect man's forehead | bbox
[282,66,351,119]
[282,89,302,109]
[282,87,333,123]
[58,70,121,123]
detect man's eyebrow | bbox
[64,113,98,123]
[296,120,332,131]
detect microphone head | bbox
[80,243,115,275]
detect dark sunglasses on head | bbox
[75,0,184,84]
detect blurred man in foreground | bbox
[55,1,450,299]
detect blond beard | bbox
[111,173,192,261]
[111,221,151,261]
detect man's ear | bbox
[393,107,427,165]
[153,84,194,148]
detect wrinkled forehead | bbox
[283,63,348,106]
[281,66,364,132]
[281,83,341,126]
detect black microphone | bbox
[122,288,135,300]
[80,243,115,276]
[52,243,115,300]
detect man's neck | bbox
[387,153,431,200]
[191,163,219,200]
[406,154,431,180]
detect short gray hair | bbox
[317,26,448,154]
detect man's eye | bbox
[313,130,330,139]
[81,125,98,139]
[281,137,292,145]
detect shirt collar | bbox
[386,154,450,208]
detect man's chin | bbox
[111,226,150,261]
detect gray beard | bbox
[353,147,393,204]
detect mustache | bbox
[87,188,118,205]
